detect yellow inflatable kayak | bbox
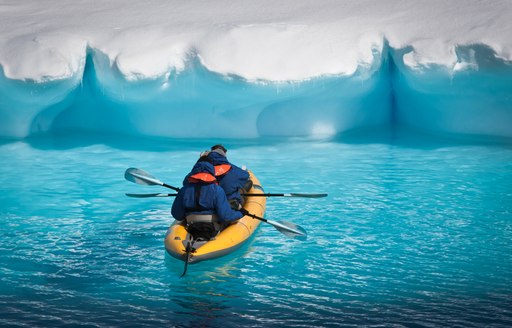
[164,170,266,264]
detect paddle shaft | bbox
[126,168,326,197]
[244,193,327,198]
[126,192,326,198]
[163,183,180,191]
[247,213,269,223]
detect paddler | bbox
[202,144,253,210]
[172,156,248,239]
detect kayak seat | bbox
[186,214,220,240]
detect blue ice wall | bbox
[0,44,511,140]
[391,45,512,139]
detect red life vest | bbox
[188,172,217,183]
[214,164,232,177]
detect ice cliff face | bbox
[1,43,510,140]
[0,0,511,140]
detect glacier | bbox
[0,0,511,140]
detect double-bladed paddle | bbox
[125,192,327,198]
[124,167,309,239]
[125,168,326,198]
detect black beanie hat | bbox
[211,144,227,155]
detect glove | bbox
[239,208,249,216]
[229,199,241,210]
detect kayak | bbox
[164,170,266,264]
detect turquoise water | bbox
[1,131,512,327]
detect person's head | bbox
[188,159,216,183]
[197,152,213,164]
[210,144,227,157]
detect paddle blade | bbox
[125,193,177,198]
[267,219,307,240]
[243,193,328,198]
[288,193,327,198]
[124,168,164,186]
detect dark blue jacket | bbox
[206,151,250,204]
[171,161,243,223]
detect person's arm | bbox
[232,165,250,188]
[214,187,244,222]
[171,190,186,221]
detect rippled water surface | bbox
[1,132,512,327]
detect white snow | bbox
[1,0,511,82]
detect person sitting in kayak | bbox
[202,144,253,210]
[172,158,248,239]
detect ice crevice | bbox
[0,40,511,140]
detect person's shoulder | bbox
[208,183,224,192]
[228,163,243,171]
[230,164,249,176]
[201,183,223,199]
[209,184,228,200]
